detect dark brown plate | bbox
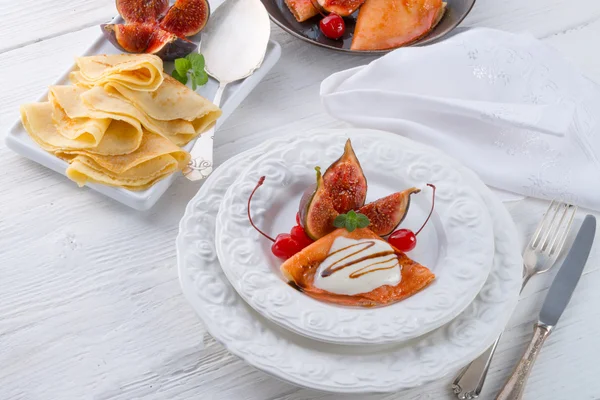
[261,0,476,54]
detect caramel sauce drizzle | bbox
[349,257,399,279]
[320,241,398,279]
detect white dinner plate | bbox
[215,130,495,345]
[4,14,281,211]
[177,128,523,393]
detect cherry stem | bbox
[247,176,276,243]
[415,183,436,236]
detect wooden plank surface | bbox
[1,0,600,399]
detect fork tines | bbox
[529,200,577,257]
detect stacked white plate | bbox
[177,128,523,393]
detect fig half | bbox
[160,0,210,37]
[102,24,197,61]
[146,28,198,60]
[323,139,367,214]
[103,23,155,53]
[299,167,339,240]
[358,187,421,236]
[116,0,169,23]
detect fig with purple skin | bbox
[357,187,421,236]
[116,0,169,23]
[160,0,210,37]
[104,0,210,60]
[299,139,367,240]
[102,24,197,61]
[299,167,339,240]
[322,138,367,214]
[145,27,198,60]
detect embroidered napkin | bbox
[321,28,600,211]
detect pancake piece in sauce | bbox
[284,0,320,22]
[351,0,446,51]
[280,228,434,307]
[317,0,366,16]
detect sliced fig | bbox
[358,187,421,236]
[323,139,367,214]
[103,24,197,60]
[317,0,366,16]
[299,167,339,240]
[160,0,210,37]
[117,0,169,23]
[146,28,198,60]
[102,23,155,53]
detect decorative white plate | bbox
[215,131,495,345]
[4,14,281,211]
[177,128,523,393]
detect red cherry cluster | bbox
[248,177,314,260]
[388,184,436,252]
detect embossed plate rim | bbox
[177,128,523,393]
[215,131,496,345]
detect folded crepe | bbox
[69,54,164,91]
[20,53,221,192]
[104,75,222,133]
[66,131,190,191]
[81,82,219,146]
[79,86,193,146]
[21,101,143,156]
[47,85,143,154]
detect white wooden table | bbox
[2,1,600,399]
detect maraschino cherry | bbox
[248,176,313,260]
[319,13,345,40]
[388,184,436,252]
[309,0,346,40]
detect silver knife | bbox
[496,214,596,400]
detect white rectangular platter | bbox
[5,15,281,211]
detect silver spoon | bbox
[184,0,271,181]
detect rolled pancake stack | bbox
[20,54,222,190]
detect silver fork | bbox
[451,200,577,399]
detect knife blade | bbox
[538,214,596,327]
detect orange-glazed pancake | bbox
[280,228,435,307]
[284,0,320,22]
[351,0,446,51]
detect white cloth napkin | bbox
[321,28,600,211]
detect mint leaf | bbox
[346,218,358,232]
[171,69,188,85]
[172,54,209,90]
[194,70,209,87]
[356,213,370,228]
[186,53,205,71]
[334,211,370,232]
[333,214,347,228]
[174,58,191,77]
